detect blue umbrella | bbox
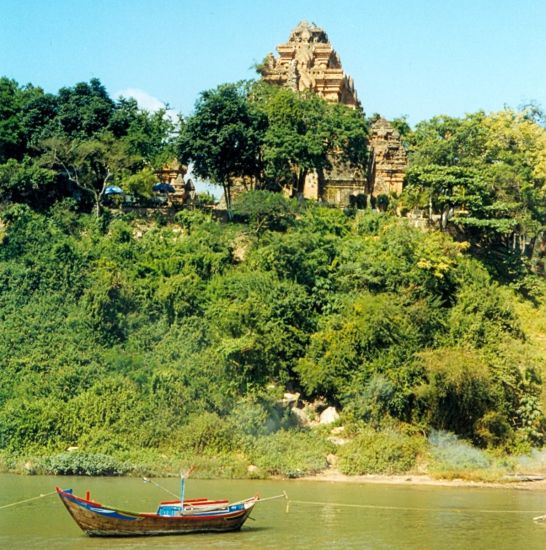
[153,182,176,193]
[104,185,124,195]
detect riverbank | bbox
[3,450,546,490]
[301,468,546,491]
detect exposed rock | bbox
[247,464,260,475]
[291,407,311,427]
[232,234,251,263]
[327,436,350,446]
[309,398,328,414]
[326,453,338,466]
[283,392,300,407]
[319,406,340,425]
[330,426,345,436]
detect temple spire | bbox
[260,21,360,109]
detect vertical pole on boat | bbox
[180,473,185,511]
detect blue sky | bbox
[1,0,545,125]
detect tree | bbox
[177,82,266,210]
[110,97,177,168]
[253,84,368,195]
[403,109,546,267]
[121,167,156,199]
[0,78,50,162]
[178,81,368,208]
[0,77,177,213]
[0,158,57,208]
[231,190,297,235]
[19,91,59,150]
[256,85,329,192]
[0,77,25,163]
[55,78,115,138]
[41,132,138,216]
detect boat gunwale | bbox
[56,487,257,521]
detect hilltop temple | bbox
[260,21,407,206]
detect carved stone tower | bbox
[260,21,360,109]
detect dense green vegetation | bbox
[401,109,546,280]
[0,76,175,214]
[178,81,368,208]
[0,75,545,479]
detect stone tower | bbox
[368,118,407,196]
[260,21,407,205]
[260,21,360,109]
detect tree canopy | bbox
[177,82,266,208]
[177,81,368,206]
[402,109,546,275]
[0,77,176,212]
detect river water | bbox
[0,474,545,549]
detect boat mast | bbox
[179,466,195,511]
[180,473,185,510]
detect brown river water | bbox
[1,474,545,549]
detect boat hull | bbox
[57,488,255,537]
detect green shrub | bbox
[174,209,212,233]
[0,197,543,474]
[232,190,297,235]
[343,374,396,427]
[337,428,424,475]
[475,411,513,449]
[172,412,237,454]
[414,348,495,440]
[227,397,287,437]
[250,430,332,478]
[40,452,128,476]
[173,453,249,479]
[0,451,13,473]
[448,282,523,348]
[428,430,491,474]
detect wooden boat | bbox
[56,487,258,537]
